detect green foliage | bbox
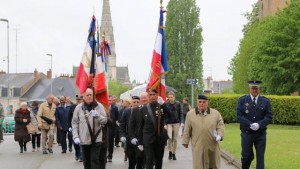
[165,0,203,101]
[221,124,300,169]
[231,0,300,95]
[208,94,300,125]
[108,81,130,98]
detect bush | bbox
[208,94,300,125]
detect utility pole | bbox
[13,25,20,73]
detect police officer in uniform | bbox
[236,81,273,169]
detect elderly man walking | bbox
[182,94,225,169]
[72,88,107,169]
[37,95,56,154]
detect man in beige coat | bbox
[182,94,225,169]
[37,95,56,154]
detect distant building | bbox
[0,69,47,115]
[259,0,291,18]
[202,76,233,94]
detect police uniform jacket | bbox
[236,94,273,133]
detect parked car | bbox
[2,116,15,133]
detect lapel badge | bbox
[245,103,249,107]
[245,110,249,114]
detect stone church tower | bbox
[100,0,117,81]
[259,0,290,18]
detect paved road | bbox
[0,134,237,169]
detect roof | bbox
[21,78,78,100]
[0,73,34,88]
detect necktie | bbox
[253,97,256,106]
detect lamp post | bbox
[0,18,10,114]
[46,54,52,95]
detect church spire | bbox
[100,0,116,81]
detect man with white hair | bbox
[37,95,56,154]
[72,88,107,169]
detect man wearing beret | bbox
[236,81,273,169]
[182,94,225,169]
[137,89,172,169]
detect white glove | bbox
[120,137,126,143]
[164,125,168,130]
[157,96,164,105]
[131,138,138,145]
[74,137,80,144]
[250,123,260,131]
[213,129,222,141]
[181,123,184,127]
[68,127,72,132]
[91,110,98,117]
[138,145,143,151]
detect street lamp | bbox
[0,18,10,114]
[46,54,52,95]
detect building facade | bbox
[259,0,291,18]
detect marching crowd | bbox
[0,80,272,169]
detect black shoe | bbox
[69,147,72,152]
[48,149,53,153]
[61,150,66,153]
[43,150,48,154]
[172,154,177,160]
[115,144,120,147]
[168,152,172,160]
[20,148,23,153]
[79,158,83,162]
[75,156,79,161]
[24,146,27,152]
[107,158,112,162]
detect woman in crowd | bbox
[30,101,41,152]
[14,102,31,153]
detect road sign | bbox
[186,79,198,85]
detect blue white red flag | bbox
[147,8,168,100]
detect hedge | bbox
[207,94,300,125]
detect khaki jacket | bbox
[37,102,56,130]
[72,102,107,145]
[182,108,225,169]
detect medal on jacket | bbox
[245,103,249,114]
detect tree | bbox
[248,0,300,95]
[165,0,203,102]
[108,81,131,98]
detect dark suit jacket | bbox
[236,94,273,132]
[128,106,142,141]
[55,105,71,131]
[119,107,132,145]
[138,102,172,145]
[107,104,119,138]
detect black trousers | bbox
[144,141,165,169]
[73,141,82,159]
[107,136,114,159]
[115,127,120,145]
[127,144,144,169]
[56,128,61,144]
[61,130,72,151]
[241,131,266,169]
[31,133,41,149]
[82,143,101,169]
[99,142,108,169]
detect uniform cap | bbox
[248,80,262,88]
[198,94,208,100]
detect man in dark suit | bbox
[129,92,149,169]
[69,95,83,161]
[236,80,273,169]
[120,96,140,168]
[55,96,72,153]
[107,95,119,162]
[137,89,172,169]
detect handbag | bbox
[41,116,53,124]
[26,122,36,134]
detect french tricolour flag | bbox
[147,8,168,101]
[76,16,97,95]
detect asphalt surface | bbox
[0,134,238,169]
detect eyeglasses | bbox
[86,94,93,97]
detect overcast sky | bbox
[0,0,256,83]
